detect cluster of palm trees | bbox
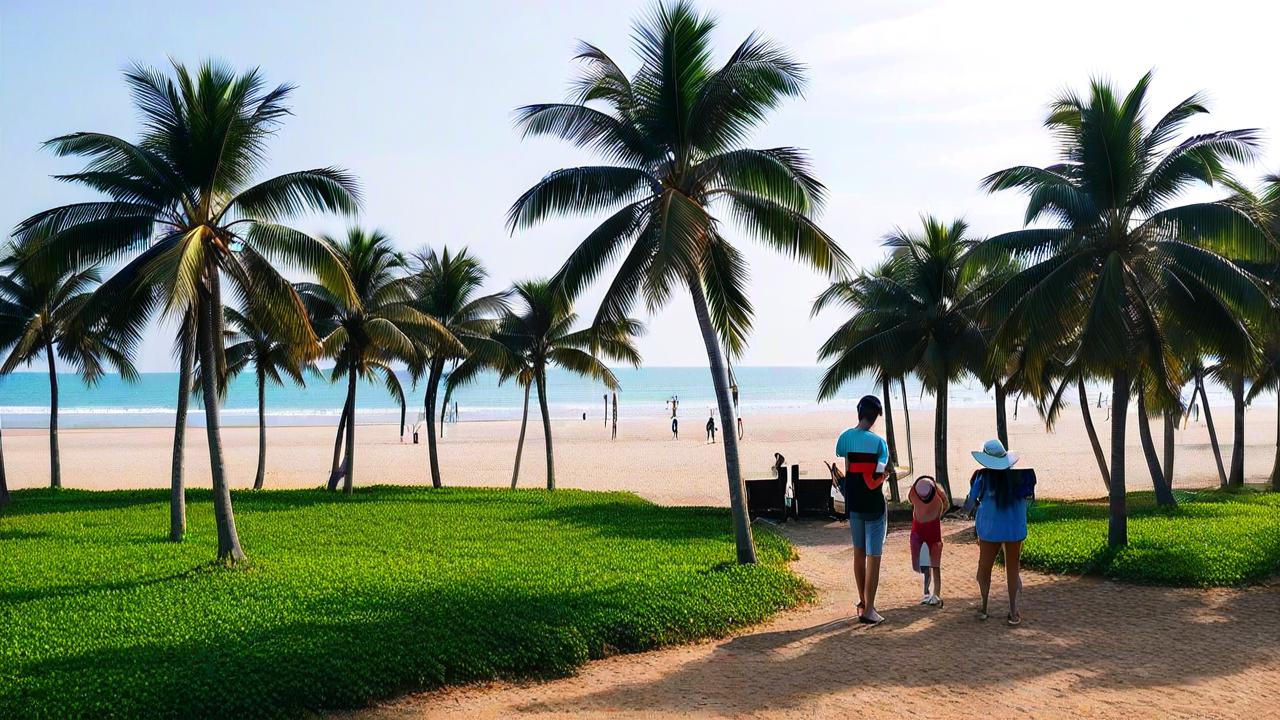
[0,60,640,564]
[815,74,1280,547]
[4,1,1279,566]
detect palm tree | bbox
[509,1,847,562]
[409,247,507,488]
[455,280,641,490]
[223,305,310,490]
[0,241,139,488]
[814,217,990,498]
[301,229,458,493]
[979,72,1271,545]
[15,60,361,563]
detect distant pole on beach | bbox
[604,394,608,428]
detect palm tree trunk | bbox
[1271,400,1280,492]
[1108,369,1130,547]
[169,329,194,541]
[535,368,555,490]
[511,382,531,489]
[1163,410,1175,489]
[1078,377,1110,491]
[425,357,445,489]
[994,381,1009,450]
[0,416,9,506]
[1228,372,1245,487]
[900,377,915,474]
[881,376,900,503]
[688,275,756,564]
[328,394,350,491]
[197,291,245,564]
[934,384,951,498]
[1196,372,1228,487]
[45,341,61,489]
[254,367,267,491]
[1137,387,1176,506]
[342,365,357,494]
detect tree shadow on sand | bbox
[511,527,1280,716]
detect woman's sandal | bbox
[977,608,989,621]
[1007,613,1022,626]
[856,601,865,619]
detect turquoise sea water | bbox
[0,366,1258,429]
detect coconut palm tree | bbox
[223,305,310,490]
[459,280,641,490]
[300,229,459,493]
[814,217,989,497]
[0,241,139,488]
[979,72,1272,545]
[14,60,361,562]
[408,246,507,488]
[509,1,846,562]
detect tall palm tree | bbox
[0,241,139,488]
[15,60,361,562]
[454,280,641,490]
[301,229,458,493]
[223,305,310,490]
[979,72,1271,545]
[814,217,990,497]
[509,1,846,562]
[409,246,507,488]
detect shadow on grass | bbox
[3,580,770,719]
[1,564,212,605]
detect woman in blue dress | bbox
[964,439,1033,626]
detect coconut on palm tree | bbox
[509,0,846,562]
[301,229,460,493]
[979,72,1273,545]
[0,240,140,489]
[814,216,989,498]
[223,305,311,490]
[15,60,361,562]
[408,246,508,488]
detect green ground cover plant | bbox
[1024,489,1280,587]
[0,487,810,719]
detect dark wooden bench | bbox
[746,463,789,521]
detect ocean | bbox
[0,366,1262,429]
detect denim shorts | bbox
[850,512,887,556]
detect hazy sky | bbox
[3,0,1278,372]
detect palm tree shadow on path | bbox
[364,520,1280,719]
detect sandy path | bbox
[347,519,1280,720]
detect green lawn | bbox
[0,487,810,719]
[1024,489,1280,587]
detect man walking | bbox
[835,395,890,625]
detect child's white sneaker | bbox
[925,594,943,607]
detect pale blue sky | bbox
[3,0,1277,371]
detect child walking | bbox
[908,476,949,606]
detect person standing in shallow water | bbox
[835,395,890,625]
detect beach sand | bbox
[4,405,1277,500]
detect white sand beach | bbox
[6,405,1276,500]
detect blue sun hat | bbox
[972,438,1019,470]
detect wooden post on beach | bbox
[899,377,915,480]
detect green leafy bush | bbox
[1024,489,1280,587]
[0,487,810,719]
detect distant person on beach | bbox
[965,438,1034,626]
[737,416,743,440]
[908,475,949,606]
[705,413,716,443]
[671,416,678,440]
[834,395,889,625]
